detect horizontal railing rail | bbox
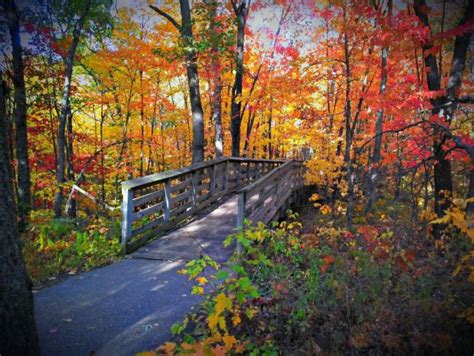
[121,156,286,252]
[236,160,305,228]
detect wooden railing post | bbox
[210,163,216,196]
[236,191,247,254]
[121,184,133,250]
[236,161,241,188]
[223,159,229,191]
[191,171,198,210]
[163,179,172,222]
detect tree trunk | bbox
[179,0,205,163]
[0,76,39,356]
[343,10,354,229]
[53,3,90,217]
[268,98,273,159]
[206,0,223,158]
[230,0,248,157]
[4,0,31,226]
[414,0,472,235]
[467,169,474,228]
[65,109,76,217]
[365,46,388,214]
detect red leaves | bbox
[423,45,441,58]
[320,255,335,273]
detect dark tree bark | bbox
[467,169,474,227]
[343,20,354,229]
[54,1,91,217]
[230,0,250,157]
[205,0,224,158]
[0,76,39,356]
[414,0,473,234]
[3,0,31,226]
[150,0,205,163]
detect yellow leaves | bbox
[430,204,474,242]
[196,276,208,285]
[192,286,204,295]
[457,307,474,324]
[208,293,232,332]
[320,205,332,215]
[310,193,320,202]
[232,314,241,326]
[207,313,224,330]
[222,334,237,350]
[215,293,232,315]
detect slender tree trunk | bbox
[230,0,248,157]
[343,13,354,229]
[243,109,255,156]
[4,0,31,226]
[365,45,389,213]
[139,70,145,176]
[268,98,273,159]
[65,109,76,217]
[0,75,39,356]
[53,3,90,217]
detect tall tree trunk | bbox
[206,0,223,158]
[0,75,39,356]
[343,10,354,229]
[268,98,273,159]
[178,0,205,163]
[4,0,31,226]
[230,0,248,157]
[365,1,391,214]
[65,109,76,217]
[414,0,473,235]
[139,69,145,176]
[53,2,90,217]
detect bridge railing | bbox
[121,157,285,252]
[236,160,305,228]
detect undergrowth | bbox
[22,210,122,285]
[142,204,473,355]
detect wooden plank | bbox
[133,189,164,208]
[131,201,164,222]
[171,178,192,193]
[171,200,193,216]
[131,215,164,237]
[163,179,172,222]
[172,190,191,206]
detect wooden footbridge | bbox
[121,157,305,253]
[36,158,306,355]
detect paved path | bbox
[34,196,237,356]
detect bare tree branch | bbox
[149,5,181,32]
